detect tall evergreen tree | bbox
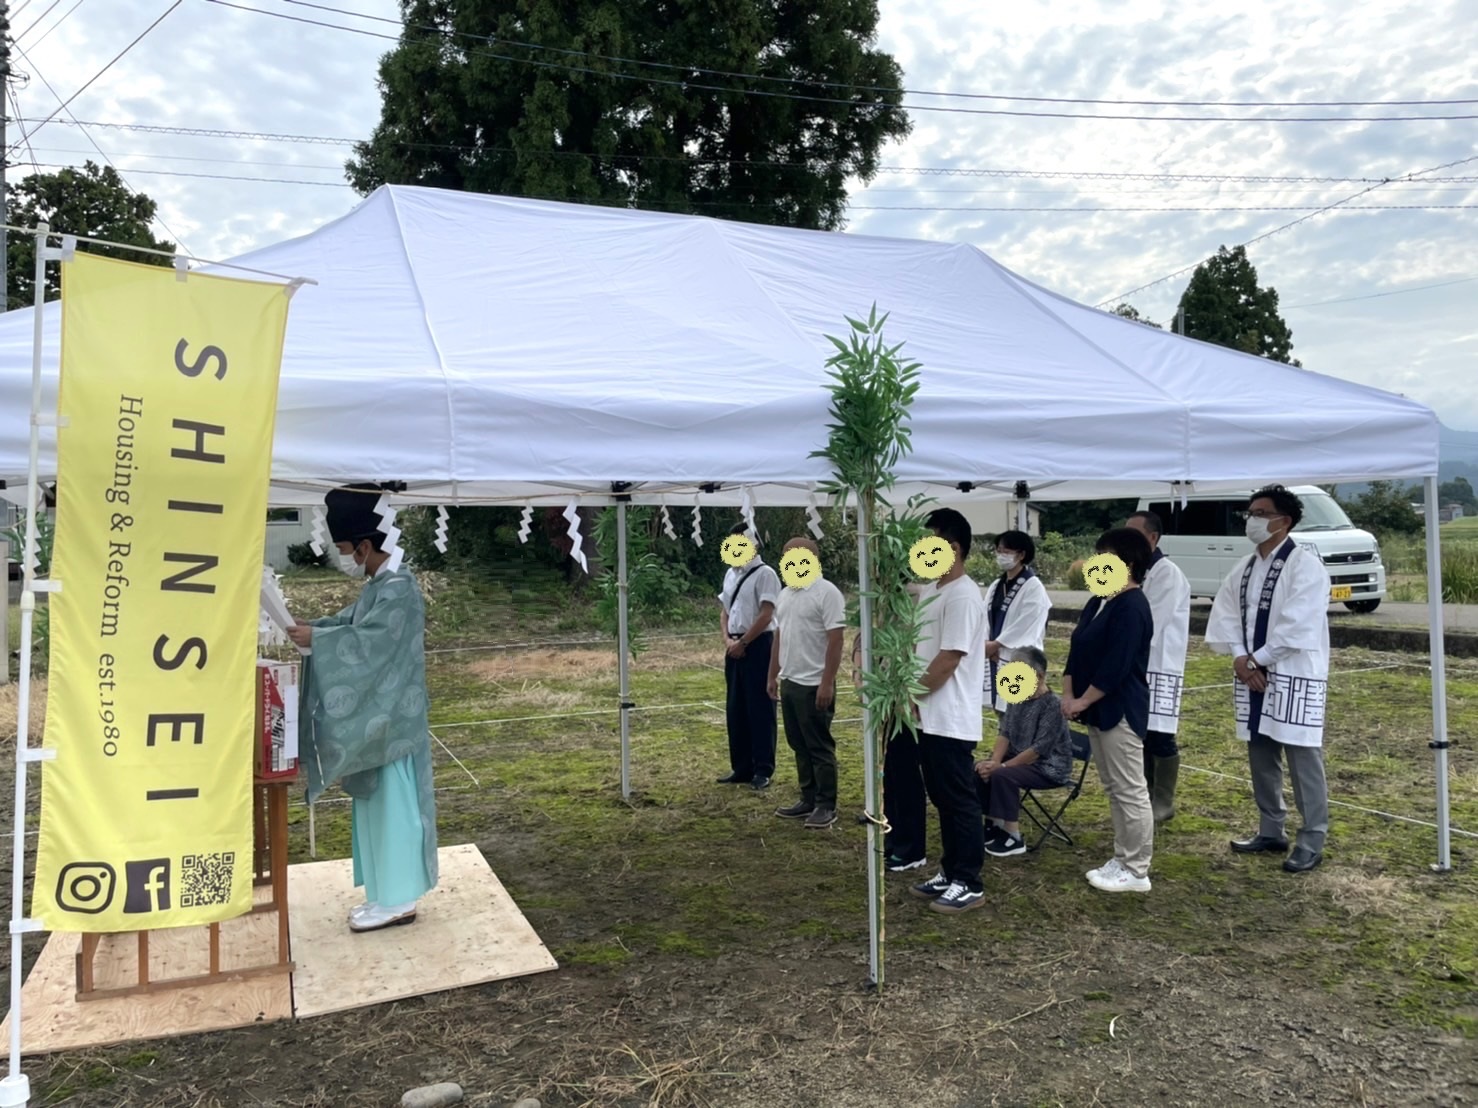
[1174,245,1299,365]
[346,0,911,230]
[6,162,173,310]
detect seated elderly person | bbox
[975,645,1075,857]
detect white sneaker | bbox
[1087,867,1151,894]
[349,900,418,932]
[1085,857,1124,881]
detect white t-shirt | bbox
[775,579,847,686]
[915,574,986,743]
[717,558,781,635]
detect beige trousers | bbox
[1089,720,1155,878]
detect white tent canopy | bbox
[0,188,1455,1065]
[0,185,1438,504]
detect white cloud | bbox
[10,0,1478,426]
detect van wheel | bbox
[1343,599,1380,613]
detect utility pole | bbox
[1,0,9,316]
[1173,306,1185,335]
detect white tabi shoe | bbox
[348,900,418,933]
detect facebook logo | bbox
[123,859,172,914]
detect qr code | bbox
[181,852,236,908]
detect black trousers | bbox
[724,632,776,778]
[780,679,838,807]
[1145,729,1179,758]
[919,731,984,893]
[975,763,1059,824]
[884,726,928,864]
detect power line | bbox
[20,148,1478,199]
[277,0,1478,111]
[21,0,88,51]
[208,1,1478,124]
[18,162,1478,215]
[13,0,63,42]
[19,0,183,145]
[12,117,1478,188]
[1096,151,1478,306]
[1283,275,1478,309]
[10,39,192,252]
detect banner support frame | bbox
[3,220,53,1108]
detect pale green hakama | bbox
[300,566,438,904]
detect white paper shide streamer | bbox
[661,504,677,541]
[564,500,588,573]
[433,505,450,553]
[373,494,405,573]
[741,488,757,539]
[691,497,703,548]
[309,504,329,557]
[806,493,824,540]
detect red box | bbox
[255,659,300,781]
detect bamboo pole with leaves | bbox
[811,306,930,990]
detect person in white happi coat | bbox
[1206,485,1333,874]
[982,530,1052,714]
[1127,510,1192,823]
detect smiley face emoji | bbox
[721,533,756,567]
[780,548,822,589]
[908,536,955,580]
[1083,552,1129,597]
[995,660,1039,705]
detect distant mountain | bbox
[1333,421,1478,499]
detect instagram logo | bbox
[55,862,117,914]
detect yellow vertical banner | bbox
[31,253,293,932]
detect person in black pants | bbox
[717,525,781,789]
[851,617,929,870]
[906,508,988,915]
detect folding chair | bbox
[1021,730,1093,850]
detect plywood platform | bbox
[2,844,556,1055]
[290,842,558,1017]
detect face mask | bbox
[995,553,1018,570]
[337,548,366,578]
[1245,517,1274,544]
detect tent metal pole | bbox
[3,223,52,1108]
[1015,498,1027,531]
[1422,475,1452,873]
[616,502,632,800]
[855,496,881,988]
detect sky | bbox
[7,0,1477,428]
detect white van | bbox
[1136,485,1385,612]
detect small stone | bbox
[511,1099,542,1108]
[401,1083,464,1108]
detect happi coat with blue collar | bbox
[1205,540,1332,748]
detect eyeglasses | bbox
[1238,510,1287,521]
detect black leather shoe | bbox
[716,772,750,784]
[1230,833,1290,854]
[751,775,771,790]
[1282,847,1323,873]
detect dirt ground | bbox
[3,576,1477,1107]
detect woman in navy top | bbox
[1063,527,1156,894]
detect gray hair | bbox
[1007,645,1048,674]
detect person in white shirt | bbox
[1206,485,1332,874]
[1126,510,1192,823]
[982,530,1051,714]
[717,525,781,790]
[906,508,988,915]
[767,537,847,830]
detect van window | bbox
[1289,491,1355,533]
[1148,499,1245,538]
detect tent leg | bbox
[855,498,881,989]
[1423,475,1452,873]
[308,799,317,860]
[1015,497,1027,532]
[616,502,632,800]
[4,223,52,1108]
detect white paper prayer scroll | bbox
[261,566,309,655]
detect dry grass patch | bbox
[1320,871,1415,919]
[467,640,717,685]
[0,676,46,742]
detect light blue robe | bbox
[301,567,438,903]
